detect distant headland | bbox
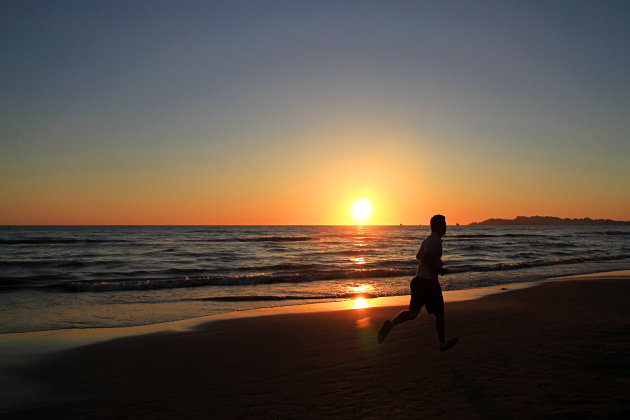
[469,216,630,226]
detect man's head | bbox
[430,214,447,236]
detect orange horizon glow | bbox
[2,144,629,226]
[2,118,629,226]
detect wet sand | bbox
[4,274,630,418]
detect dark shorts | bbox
[409,276,444,315]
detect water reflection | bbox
[350,256,366,265]
[347,284,372,295]
[353,228,368,248]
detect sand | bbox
[3,274,630,419]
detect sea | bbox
[1,225,629,334]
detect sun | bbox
[350,198,372,223]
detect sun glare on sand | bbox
[353,298,370,309]
[350,199,372,224]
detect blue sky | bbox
[1,1,629,224]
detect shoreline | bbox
[2,269,629,366]
[3,270,630,417]
[0,279,550,365]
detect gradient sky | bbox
[1,1,629,225]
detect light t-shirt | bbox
[416,232,442,281]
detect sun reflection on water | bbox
[347,284,372,295]
[350,256,366,265]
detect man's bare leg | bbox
[435,312,445,343]
[378,308,420,343]
[392,307,420,325]
[436,312,458,351]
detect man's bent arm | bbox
[421,251,445,273]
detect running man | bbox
[377,214,458,352]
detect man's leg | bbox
[435,312,457,352]
[377,307,420,343]
[435,312,445,343]
[392,307,420,325]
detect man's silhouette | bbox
[378,214,458,352]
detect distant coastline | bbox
[469,216,630,226]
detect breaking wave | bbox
[34,253,630,293]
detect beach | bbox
[3,1,630,417]
[3,272,630,419]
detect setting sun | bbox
[350,199,372,224]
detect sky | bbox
[1,0,629,225]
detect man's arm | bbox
[421,251,448,275]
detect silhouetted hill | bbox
[469,216,630,226]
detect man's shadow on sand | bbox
[451,367,508,419]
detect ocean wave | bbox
[47,268,414,292]
[364,259,416,268]
[0,259,85,268]
[508,252,538,259]
[258,263,324,271]
[1,273,76,287]
[192,292,378,302]
[309,249,381,256]
[0,238,129,245]
[550,242,579,248]
[237,236,314,242]
[31,252,629,293]
[160,263,327,275]
[450,254,630,273]
[0,235,316,245]
[449,234,497,239]
[449,233,547,239]
[197,236,316,243]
